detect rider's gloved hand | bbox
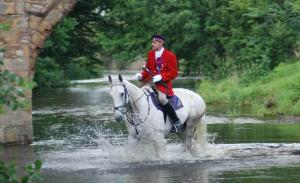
[135,73,143,81]
[152,74,162,83]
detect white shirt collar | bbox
[155,47,164,59]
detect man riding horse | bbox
[135,34,183,133]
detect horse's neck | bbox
[124,81,147,112]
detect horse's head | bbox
[108,74,129,122]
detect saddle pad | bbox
[150,92,184,111]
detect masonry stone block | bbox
[0,51,4,60]
[8,70,31,79]
[20,30,31,44]
[5,126,17,143]
[0,30,20,44]
[27,0,50,3]
[0,127,5,143]
[11,16,29,29]
[45,9,63,24]
[29,46,38,69]
[4,58,30,71]
[0,2,16,15]
[16,2,26,14]
[38,20,52,34]
[31,30,46,48]
[5,125,32,144]
[16,125,33,144]
[29,16,42,30]
[57,0,76,13]
[0,113,10,127]
[4,44,30,59]
[0,3,7,15]
[25,3,45,14]
[3,46,31,70]
[9,110,32,126]
[23,44,31,60]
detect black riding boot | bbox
[163,102,183,133]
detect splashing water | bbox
[25,80,300,183]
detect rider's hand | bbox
[152,74,162,83]
[135,73,143,81]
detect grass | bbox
[198,61,300,117]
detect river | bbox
[1,74,300,182]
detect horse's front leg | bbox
[145,129,166,159]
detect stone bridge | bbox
[0,0,76,144]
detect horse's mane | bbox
[123,80,155,94]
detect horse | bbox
[108,74,206,156]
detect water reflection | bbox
[42,165,210,183]
[208,123,300,143]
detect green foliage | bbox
[35,9,105,88]
[36,0,299,87]
[34,57,68,88]
[0,58,34,114]
[93,0,299,80]
[42,17,77,56]
[0,23,10,31]
[0,160,43,183]
[65,63,89,80]
[199,61,300,117]
[0,24,34,113]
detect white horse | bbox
[108,74,206,156]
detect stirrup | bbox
[170,121,182,133]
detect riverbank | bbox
[198,61,300,118]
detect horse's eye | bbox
[120,92,124,96]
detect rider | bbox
[135,34,183,133]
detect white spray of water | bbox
[108,116,225,163]
[40,117,227,171]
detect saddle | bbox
[149,92,184,111]
[145,88,184,122]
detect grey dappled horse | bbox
[108,74,206,156]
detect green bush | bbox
[199,61,300,117]
[34,57,68,88]
[90,0,299,80]
[64,57,103,80]
[0,160,43,183]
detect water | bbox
[1,75,300,182]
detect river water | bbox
[1,75,300,182]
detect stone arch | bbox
[0,0,76,144]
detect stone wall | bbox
[0,0,76,144]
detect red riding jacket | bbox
[141,49,178,96]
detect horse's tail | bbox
[194,114,207,149]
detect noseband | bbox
[112,84,129,112]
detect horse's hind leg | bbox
[183,115,206,154]
[182,117,196,152]
[194,114,207,150]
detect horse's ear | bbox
[108,75,112,83]
[118,74,123,82]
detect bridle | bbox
[112,84,129,112]
[111,83,150,135]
